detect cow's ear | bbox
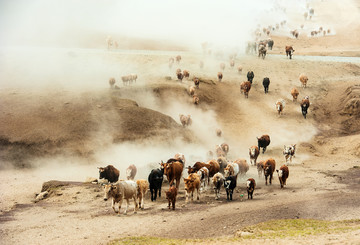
[276,170,279,173]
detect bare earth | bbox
[1,1,360,245]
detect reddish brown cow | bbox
[218,72,223,82]
[277,165,289,188]
[161,161,183,189]
[220,143,229,155]
[285,46,295,59]
[136,179,149,209]
[246,178,256,199]
[193,95,199,105]
[193,77,200,88]
[256,160,265,177]
[234,158,249,177]
[249,145,260,165]
[183,70,190,79]
[299,74,308,88]
[187,160,219,177]
[263,158,276,185]
[165,186,177,210]
[184,173,201,202]
[291,88,299,102]
[240,81,252,98]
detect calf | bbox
[148,168,164,201]
[184,173,201,202]
[212,172,224,200]
[257,134,271,154]
[263,158,276,185]
[276,165,289,188]
[165,186,177,210]
[240,81,252,98]
[300,96,310,119]
[98,165,119,183]
[189,86,195,96]
[126,164,137,180]
[197,166,210,191]
[299,74,308,88]
[247,71,254,83]
[136,179,149,209]
[183,70,190,79]
[283,144,296,164]
[249,145,260,165]
[291,88,299,102]
[275,99,285,116]
[246,178,256,199]
[103,180,138,215]
[263,77,270,94]
[224,175,237,201]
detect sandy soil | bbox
[1,0,360,244]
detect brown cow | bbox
[184,173,201,202]
[189,86,195,96]
[188,160,219,177]
[183,70,190,79]
[136,179,149,209]
[193,95,199,105]
[240,81,252,98]
[218,72,223,82]
[176,55,181,63]
[220,143,229,155]
[263,158,276,185]
[256,160,265,177]
[109,77,115,88]
[98,165,120,183]
[249,145,260,165]
[126,164,137,180]
[246,178,256,199]
[275,99,285,116]
[179,114,192,127]
[234,158,249,177]
[237,65,243,74]
[215,145,226,157]
[230,60,235,68]
[257,134,271,154]
[276,165,289,188]
[165,186,177,210]
[299,74,308,88]
[291,88,299,102]
[193,77,200,88]
[212,172,224,200]
[285,46,295,59]
[161,161,183,189]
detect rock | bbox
[84,177,98,183]
[34,191,49,202]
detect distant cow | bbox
[240,81,252,98]
[189,86,195,96]
[98,165,120,183]
[256,160,265,177]
[126,164,137,180]
[257,134,271,153]
[179,114,192,127]
[246,178,256,199]
[136,179,149,209]
[247,71,254,83]
[283,144,296,164]
[193,95,200,105]
[176,55,181,63]
[216,128,222,137]
[169,57,174,68]
[299,74,308,88]
[275,99,285,115]
[263,77,270,94]
[212,172,224,200]
[267,39,274,50]
[224,175,237,201]
[184,173,201,202]
[237,65,243,74]
[197,166,210,190]
[291,88,299,102]
[218,72,223,82]
[103,180,138,215]
[109,77,115,88]
[300,96,310,119]
[277,165,289,188]
[165,186,177,210]
[263,158,276,185]
[177,72,184,82]
[258,44,267,59]
[249,145,260,165]
[220,143,229,155]
[183,70,190,79]
[230,60,235,68]
[162,161,183,189]
[234,158,249,177]
[193,77,200,88]
[217,157,228,174]
[285,46,295,59]
[187,160,219,177]
[173,153,186,165]
[148,167,164,201]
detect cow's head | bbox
[98,167,106,179]
[224,179,232,190]
[184,178,192,191]
[249,147,256,156]
[103,184,117,201]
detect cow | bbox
[246,178,256,199]
[240,81,252,98]
[162,161,183,189]
[263,77,270,94]
[218,72,223,82]
[165,186,177,210]
[103,180,138,215]
[258,44,267,59]
[98,165,119,183]
[285,46,295,59]
[276,165,289,188]
[257,134,271,154]
[217,157,228,174]
[183,70,190,79]
[230,60,235,68]
[124,164,137,180]
[216,128,222,137]
[148,167,164,201]
[224,162,239,177]
[220,143,229,155]
[215,144,226,158]
[189,86,195,96]
[197,166,210,191]
[193,77,200,88]
[237,65,243,74]
[220,63,225,71]
[249,145,260,166]
[121,75,131,86]
[177,72,184,82]
[263,158,276,185]
[291,88,299,102]
[130,74,137,84]
[283,144,296,164]
[234,158,249,177]
[176,55,181,63]
[174,153,186,165]
[247,71,254,83]
[299,74,308,88]
[184,173,201,202]
[188,160,219,177]
[224,175,237,201]
[256,160,265,177]
[212,172,224,200]
[275,99,285,115]
[136,179,149,209]
[300,96,310,119]
[109,78,115,88]
[193,95,199,105]
[179,114,192,127]
[267,39,274,50]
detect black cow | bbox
[257,134,271,154]
[267,39,274,50]
[300,96,310,119]
[262,77,270,94]
[98,165,119,183]
[246,178,256,199]
[224,175,237,201]
[247,71,254,83]
[148,168,164,201]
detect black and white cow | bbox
[283,144,296,164]
[224,175,237,201]
[300,96,310,119]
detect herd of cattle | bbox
[98,135,297,215]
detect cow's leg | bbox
[141,194,144,209]
[185,191,189,203]
[150,188,154,201]
[265,175,268,185]
[197,188,200,200]
[172,199,176,210]
[191,191,194,201]
[111,199,116,213]
[158,186,161,197]
[133,196,138,213]
[269,174,273,185]
[123,198,129,215]
[247,190,250,199]
[230,190,233,200]
[168,199,171,209]
[118,198,123,215]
